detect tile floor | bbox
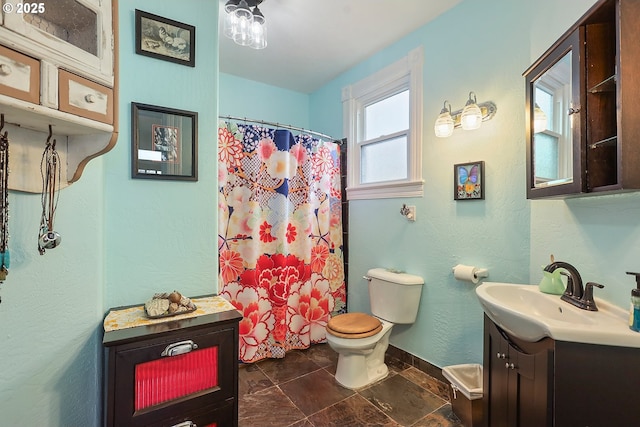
[238,343,464,427]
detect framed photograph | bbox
[132,103,198,181]
[454,161,485,200]
[135,10,195,67]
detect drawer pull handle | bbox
[84,94,96,103]
[161,340,198,357]
[170,422,196,427]
[0,64,12,76]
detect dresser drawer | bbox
[108,325,237,427]
[59,69,113,124]
[0,45,40,104]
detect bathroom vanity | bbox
[483,315,640,427]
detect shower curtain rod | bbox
[219,115,344,144]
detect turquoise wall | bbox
[220,73,310,126]
[0,165,105,426]
[104,0,219,308]
[309,0,619,368]
[0,1,219,425]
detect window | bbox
[343,47,424,199]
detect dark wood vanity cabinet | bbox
[482,316,553,427]
[103,309,242,427]
[483,315,640,427]
[524,0,640,198]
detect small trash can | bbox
[442,364,483,427]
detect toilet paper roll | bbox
[453,264,480,284]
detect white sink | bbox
[476,282,640,348]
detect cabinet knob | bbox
[84,94,96,104]
[505,362,515,370]
[496,352,506,359]
[0,64,12,76]
[568,107,581,115]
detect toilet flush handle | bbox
[363,275,372,281]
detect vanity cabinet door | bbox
[483,317,509,427]
[483,316,553,427]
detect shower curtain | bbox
[217,121,346,363]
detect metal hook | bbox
[0,114,7,142]
[46,125,56,149]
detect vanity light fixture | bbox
[533,103,548,133]
[434,92,497,137]
[223,0,267,49]
[461,92,483,130]
[434,101,455,138]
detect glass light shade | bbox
[461,95,483,130]
[434,109,454,138]
[232,0,253,46]
[223,11,239,38]
[533,103,548,133]
[250,22,267,49]
[250,7,267,49]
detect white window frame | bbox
[342,46,424,200]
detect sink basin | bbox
[476,282,640,348]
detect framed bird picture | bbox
[454,161,485,200]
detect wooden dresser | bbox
[102,296,241,427]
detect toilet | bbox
[326,268,424,389]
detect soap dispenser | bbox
[627,272,640,332]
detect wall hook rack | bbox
[400,204,416,221]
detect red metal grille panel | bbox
[135,346,219,411]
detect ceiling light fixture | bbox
[223,0,267,49]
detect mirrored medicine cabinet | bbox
[524,0,640,199]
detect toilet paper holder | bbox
[452,264,489,283]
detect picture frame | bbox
[135,9,195,67]
[454,161,485,200]
[132,103,198,181]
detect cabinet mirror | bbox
[531,51,573,188]
[525,28,583,199]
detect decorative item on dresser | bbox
[103,295,242,427]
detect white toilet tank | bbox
[367,268,424,324]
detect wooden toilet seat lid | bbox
[327,313,382,339]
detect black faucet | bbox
[544,261,583,299]
[543,261,605,311]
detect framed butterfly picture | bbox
[454,161,485,200]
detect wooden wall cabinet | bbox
[524,0,640,199]
[0,0,118,192]
[103,308,242,427]
[483,315,640,427]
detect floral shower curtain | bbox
[217,121,346,363]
